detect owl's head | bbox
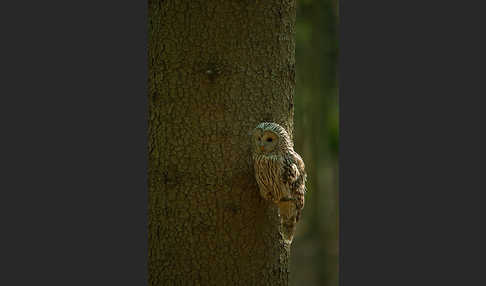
[252,122,293,155]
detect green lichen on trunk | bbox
[148,0,296,285]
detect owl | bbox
[251,122,307,243]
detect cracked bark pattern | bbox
[148,0,296,285]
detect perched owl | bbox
[251,122,307,243]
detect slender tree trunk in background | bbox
[291,0,339,285]
[148,1,296,285]
[308,1,339,285]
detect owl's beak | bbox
[260,146,265,151]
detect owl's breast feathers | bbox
[253,154,288,203]
[253,151,306,208]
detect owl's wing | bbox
[282,152,306,210]
[279,152,307,242]
[282,155,300,186]
[293,152,306,180]
[283,152,305,183]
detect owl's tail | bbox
[277,201,298,244]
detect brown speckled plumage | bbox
[252,122,307,243]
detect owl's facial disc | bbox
[261,131,278,153]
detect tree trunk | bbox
[148,0,296,285]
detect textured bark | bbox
[148,0,296,285]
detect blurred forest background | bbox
[291,0,339,285]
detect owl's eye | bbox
[266,138,273,142]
